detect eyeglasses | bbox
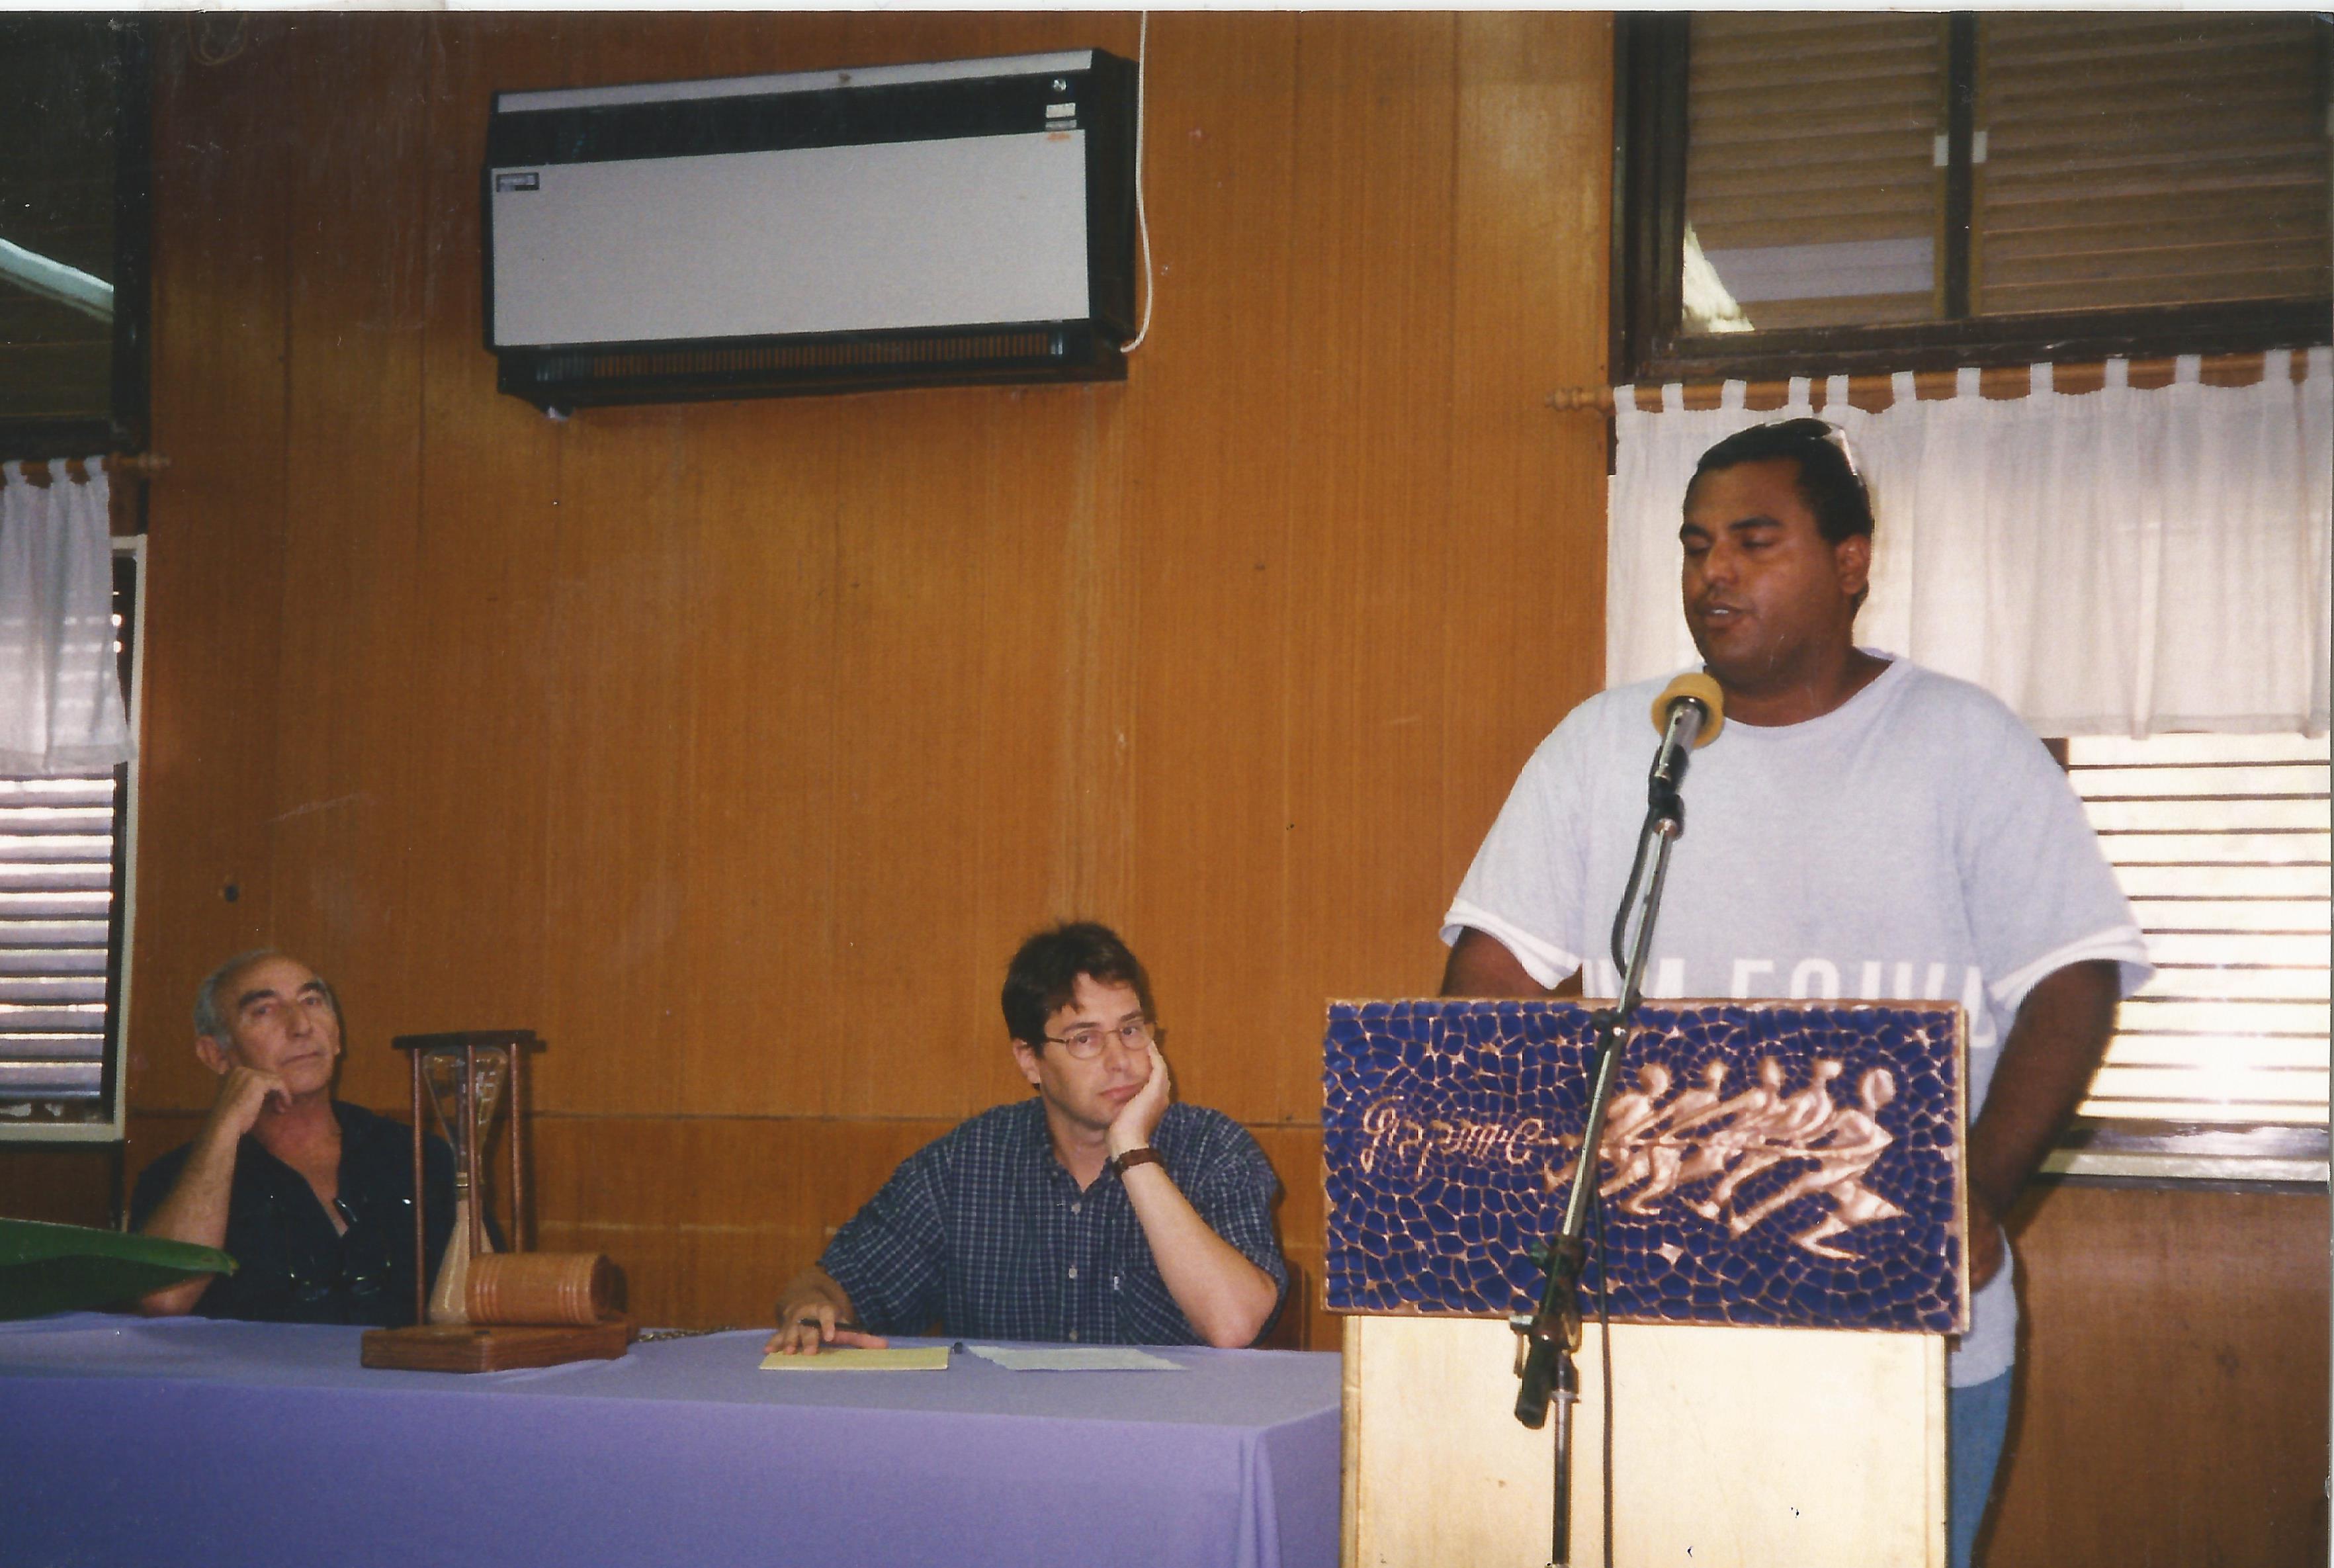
[1043,1018,1159,1059]
[1771,415,1864,482]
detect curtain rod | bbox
[9,454,171,487]
[1547,349,2316,414]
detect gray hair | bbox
[192,949,286,1042]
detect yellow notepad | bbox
[759,1346,951,1372]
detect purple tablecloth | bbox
[0,1315,1341,1568]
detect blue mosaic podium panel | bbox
[1323,999,1966,1334]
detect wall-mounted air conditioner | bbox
[484,50,1137,410]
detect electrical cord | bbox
[1592,1186,1616,1568]
[1595,808,1661,1568]
[1120,11,1156,353]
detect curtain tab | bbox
[2307,347,2331,382]
[1955,367,1982,400]
[1662,382,1685,414]
[1825,373,1851,413]
[1786,375,1811,409]
[1613,384,1639,421]
[2103,358,2129,390]
[2029,363,2052,397]
[2260,349,2292,386]
[2173,354,2203,384]
[1891,370,1917,408]
[1719,379,1747,410]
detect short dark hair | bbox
[1687,418,1874,544]
[1001,922,1156,1050]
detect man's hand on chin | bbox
[203,1065,290,1149]
[1107,1043,1173,1160]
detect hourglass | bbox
[415,1034,519,1323]
[363,1029,630,1371]
[391,1032,531,1327]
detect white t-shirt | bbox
[1444,654,2151,1385]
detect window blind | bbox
[0,773,116,1102]
[1975,13,2334,318]
[1684,13,1948,335]
[0,546,133,1127]
[2055,731,2330,1183]
[1675,12,2333,341]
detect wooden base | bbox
[360,1320,634,1373]
[1342,1315,1946,1568]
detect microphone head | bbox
[1650,672,1725,748]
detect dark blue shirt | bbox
[128,1101,456,1328]
[821,1099,1287,1345]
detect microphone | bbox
[1647,672,1725,807]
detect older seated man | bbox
[770,922,1287,1354]
[131,950,456,1325]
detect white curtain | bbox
[0,460,134,775]
[1606,348,2333,738]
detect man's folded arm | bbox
[130,1151,231,1317]
[1121,1162,1280,1348]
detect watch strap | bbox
[1111,1146,1165,1179]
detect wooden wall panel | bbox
[537,407,701,1116]
[396,13,561,1041]
[1121,14,1303,1125]
[0,1147,116,1229]
[1991,1182,2329,1568]
[1279,17,1463,1079]
[529,1114,955,1330]
[264,17,431,1111]
[121,17,302,1110]
[672,397,843,1119]
[823,390,1049,1119]
[1443,13,1613,896]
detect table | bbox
[0,1314,1341,1568]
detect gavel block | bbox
[362,1253,632,1372]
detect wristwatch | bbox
[1111,1146,1164,1178]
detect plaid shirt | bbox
[821,1098,1287,1345]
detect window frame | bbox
[0,535,145,1144]
[1610,13,2334,386]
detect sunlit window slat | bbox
[2063,733,2332,1174]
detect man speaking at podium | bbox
[1439,419,2150,1567]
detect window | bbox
[1615,13,2334,382]
[0,14,151,462]
[2051,732,2330,1185]
[0,541,143,1140]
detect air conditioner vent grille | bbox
[496,324,1119,408]
[533,331,1062,384]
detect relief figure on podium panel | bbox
[1729,1066,1907,1254]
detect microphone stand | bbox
[1511,712,1701,1568]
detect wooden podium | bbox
[1323,1000,1966,1568]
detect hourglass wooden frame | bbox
[391,1029,536,1327]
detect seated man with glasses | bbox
[129,950,462,1325]
[769,922,1287,1354]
